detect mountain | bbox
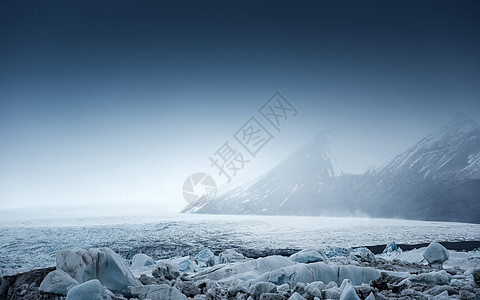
[185,134,347,215]
[373,112,480,182]
[184,113,480,223]
[355,112,480,223]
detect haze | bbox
[1,0,479,214]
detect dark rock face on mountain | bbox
[184,113,480,223]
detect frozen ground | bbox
[1,212,480,274]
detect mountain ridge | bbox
[184,113,480,223]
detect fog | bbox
[1,0,479,215]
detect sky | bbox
[1,0,479,214]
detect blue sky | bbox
[1,0,479,212]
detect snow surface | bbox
[1,213,480,274]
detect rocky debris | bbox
[174,278,203,297]
[65,279,114,300]
[472,269,480,286]
[373,257,434,273]
[0,266,55,300]
[423,242,449,267]
[152,260,181,280]
[349,248,375,264]
[39,269,79,295]
[289,249,327,264]
[370,272,408,292]
[138,274,160,285]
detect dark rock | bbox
[139,274,158,285]
[472,269,480,286]
[0,267,55,300]
[370,272,405,291]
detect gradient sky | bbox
[1,0,479,213]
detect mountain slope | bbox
[357,112,480,223]
[186,134,348,215]
[375,112,480,182]
[185,113,480,223]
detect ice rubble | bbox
[289,249,327,263]
[56,247,141,294]
[131,253,156,269]
[129,283,187,300]
[27,243,480,300]
[38,269,79,295]
[65,279,115,300]
[423,242,449,267]
[219,249,249,264]
[253,262,379,287]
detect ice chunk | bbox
[129,284,187,300]
[195,248,216,267]
[338,265,380,286]
[56,247,141,294]
[423,242,449,267]
[131,253,155,269]
[255,262,379,287]
[339,282,360,300]
[288,292,307,300]
[290,249,327,263]
[324,246,352,258]
[171,256,196,272]
[306,263,338,285]
[303,281,324,299]
[249,282,277,297]
[408,270,451,285]
[349,248,375,263]
[56,248,96,283]
[39,269,79,296]
[193,255,295,282]
[219,249,248,264]
[433,291,450,300]
[365,292,375,300]
[90,247,141,294]
[382,242,402,256]
[65,279,114,300]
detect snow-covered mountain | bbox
[185,134,347,215]
[185,113,480,223]
[374,112,480,182]
[356,112,480,223]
